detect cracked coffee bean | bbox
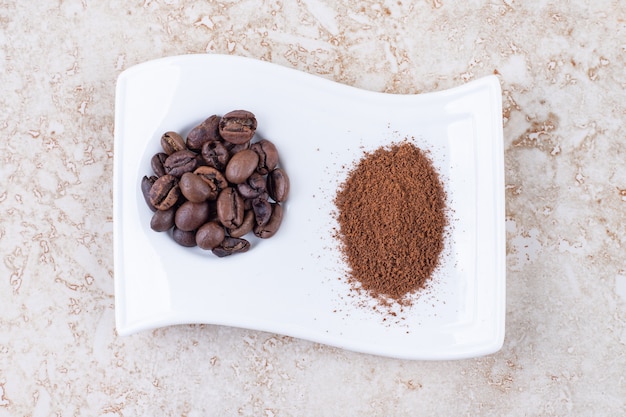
[201,140,230,170]
[252,196,272,226]
[216,187,244,229]
[251,139,279,175]
[236,172,266,199]
[161,131,186,155]
[164,150,199,178]
[254,203,283,239]
[228,210,255,238]
[267,168,290,203]
[141,175,158,211]
[219,110,257,145]
[151,153,168,177]
[149,174,180,211]
[194,166,228,200]
[186,115,221,151]
[212,237,250,257]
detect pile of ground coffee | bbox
[334,141,447,304]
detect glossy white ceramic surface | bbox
[114,54,504,360]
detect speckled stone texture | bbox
[1,1,625,416]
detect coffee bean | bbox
[236,183,257,200]
[252,196,272,226]
[225,140,250,156]
[236,172,266,199]
[267,168,290,202]
[212,237,250,257]
[172,227,197,247]
[242,196,253,211]
[179,172,213,203]
[175,201,210,232]
[225,149,259,184]
[254,203,283,239]
[141,175,158,211]
[150,207,175,231]
[251,139,279,175]
[186,115,221,151]
[164,150,199,178]
[229,210,255,238]
[194,166,228,199]
[195,221,225,250]
[161,131,186,155]
[149,174,180,210]
[201,140,230,170]
[151,153,168,177]
[219,110,257,145]
[216,187,244,229]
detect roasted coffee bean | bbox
[195,221,225,250]
[225,140,250,156]
[164,150,199,178]
[267,168,290,202]
[179,172,213,203]
[216,187,244,229]
[201,140,230,170]
[243,197,253,211]
[254,203,283,238]
[236,172,266,199]
[251,139,279,175]
[186,115,221,151]
[141,175,158,211]
[151,153,168,177]
[175,201,211,232]
[212,237,250,257]
[225,149,259,184]
[248,172,267,192]
[161,131,186,155]
[252,196,272,226]
[236,183,257,200]
[245,191,268,211]
[149,174,180,210]
[219,110,257,145]
[228,210,255,238]
[194,166,228,198]
[172,227,197,247]
[150,207,175,231]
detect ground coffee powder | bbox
[334,141,447,305]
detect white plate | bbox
[114,54,505,360]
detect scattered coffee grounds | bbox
[334,141,447,304]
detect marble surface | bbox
[1,0,625,415]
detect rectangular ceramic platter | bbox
[114,54,505,360]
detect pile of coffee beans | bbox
[140,110,289,257]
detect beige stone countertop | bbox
[1,1,625,416]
